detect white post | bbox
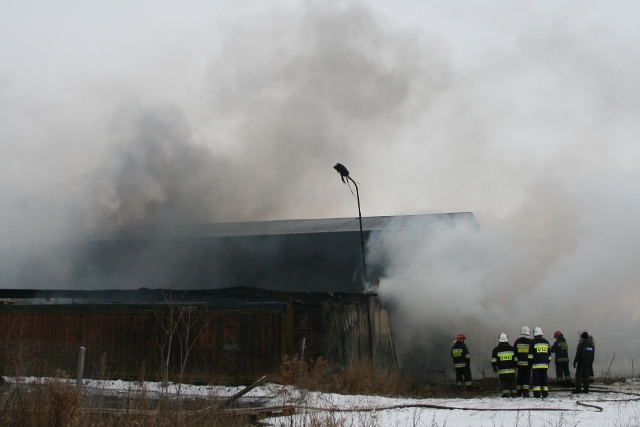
[77,346,86,390]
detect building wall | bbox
[0,295,397,383]
[0,304,284,382]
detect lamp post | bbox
[333,163,367,283]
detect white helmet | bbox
[533,327,543,337]
[520,326,530,337]
[499,333,508,343]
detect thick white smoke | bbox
[2,2,640,375]
[368,170,640,376]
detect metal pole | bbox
[348,177,367,283]
[77,346,86,390]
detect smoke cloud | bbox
[369,172,640,377]
[2,2,640,375]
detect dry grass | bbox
[1,379,79,427]
[277,355,419,397]
[275,355,512,400]
[0,379,250,427]
[0,344,474,426]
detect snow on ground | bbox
[7,377,640,426]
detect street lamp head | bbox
[334,163,350,183]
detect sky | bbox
[2,1,640,375]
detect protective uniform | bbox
[491,333,517,397]
[513,326,532,397]
[550,331,572,385]
[451,334,472,390]
[573,332,595,394]
[528,327,551,398]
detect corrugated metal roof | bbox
[70,212,476,241]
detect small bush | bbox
[276,355,409,397]
[1,379,79,427]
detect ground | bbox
[4,377,640,426]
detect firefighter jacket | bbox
[550,335,570,364]
[513,337,531,368]
[573,339,595,366]
[451,341,470,369]
[528,336,551,369]
[491,342,517,377]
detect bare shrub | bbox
[276,355,409,397]
[327,357,408,396]
[1,379,80,427]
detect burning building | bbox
[0,212,477,382]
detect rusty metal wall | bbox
[291,303,323,360]
[0,295,398,382]
[322,298,398,371]
[0,304,284,383]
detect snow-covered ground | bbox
[6,377,640,426]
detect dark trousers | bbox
[531,368,549,398]
[455,366,472,388]
[576,362,592,392]
[516,366,531,396]
[555,362,571,381]
[500,376,517,396]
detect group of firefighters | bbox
[451,327,596,398]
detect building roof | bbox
[70,212,477,241]
[1,212,478,292]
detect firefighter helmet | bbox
[456,333,466,342]
[499,333,508,343]
[533,327,543,337]
[554,331,562,338]
[520,326,530,337]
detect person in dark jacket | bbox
[492,333,517,397]
[528,327,551,398]
[550,331,572,386]
[513,326,532,397]
[573,331,595,394]
[451,333,472,391]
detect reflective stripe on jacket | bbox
[528,337,551,369]
[550,335,570,363]
[513,337,532,367]
[451,341,470,369]
[491,342,517,377]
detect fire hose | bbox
[239,387,640,416]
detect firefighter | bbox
[491,333,517,397]
[451,333,472,391]
[514,326,532,397]
[528,327,551,398]
[550,331,572,386]
[573,331,595,394]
